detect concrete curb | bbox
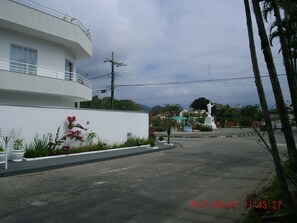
[0,145,176,177]
[169,132,256,139]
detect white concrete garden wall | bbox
[0,105,149,155]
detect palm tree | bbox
[263,0,297,73]
[244,0,296,213]
[251,0,297,172]
[262,0,297,125]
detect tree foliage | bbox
[149,116,177,132]
[189,97,210,111]
[215,105,237,127]
[263,0,297,64]
[150,104,183,115]
[239,104,263,127]
[80,96,143,111]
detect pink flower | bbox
[62,146,71,150]
[65,116,85,141]
[67,116,76,122]
[67,116,76,129]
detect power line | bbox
[88,72,111,80]
[115,74,286,87]
[113,60,285,79]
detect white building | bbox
[0,1,149,161]
[0,0,93,107]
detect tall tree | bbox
[272,0,297,124]
[263,0,297,74]
[244,0,296,214]
[252,0,297,172]
[239,105,263,127]
[263,0,297,125]
[189,97,210,111]
[216,105,236,127]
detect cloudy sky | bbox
[38,0,289,108]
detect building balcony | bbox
[0,0,92,59]
[0,58,92,104]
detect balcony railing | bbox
[0,58,92,88]
[9,0,92,42]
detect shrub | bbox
[124,137,149,147]
[24,135,51,158]
[158,136,164,141]
[199,125,213,132]
[149,138,156,147]
[95,139,110,150]
[24,136,151,158]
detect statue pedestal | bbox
[204,117,217,129]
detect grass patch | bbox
[243,161,297,223]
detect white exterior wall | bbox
[0,0,92,59]
[0,92,74,107]
[0,105,149,157]
[0,27,76,77]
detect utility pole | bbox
[104,52,126,110]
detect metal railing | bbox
[0,58,92,88]
[9,0,92,42]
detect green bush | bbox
[149,138,156,147]
[199,125,213,132]
[124,137,149,147]
[158,136,164,141]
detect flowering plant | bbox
[48,127,64,150]
[62,145,71,150]
[65,130,84,141]
[67,116,76,129]
[65,116,87,141]
[149,128,156,139]
[67,116,87,130]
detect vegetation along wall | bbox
[0,104,149,155]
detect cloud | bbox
[39,0,290,108]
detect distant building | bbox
[0,0,93,107]
[269,107,295,129]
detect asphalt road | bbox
[0,134,288,223]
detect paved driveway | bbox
[0,136,277,223]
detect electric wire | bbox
[92,74,286,93]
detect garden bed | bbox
[24,133,154,159]
[23,144,150,161]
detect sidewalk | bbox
[156,127,256,138]
[0,143,176,177]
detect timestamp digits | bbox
[244,200,282,210]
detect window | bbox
[10,44,37,75]
[65,59,73,81]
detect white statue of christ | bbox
[207,102,214,117]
